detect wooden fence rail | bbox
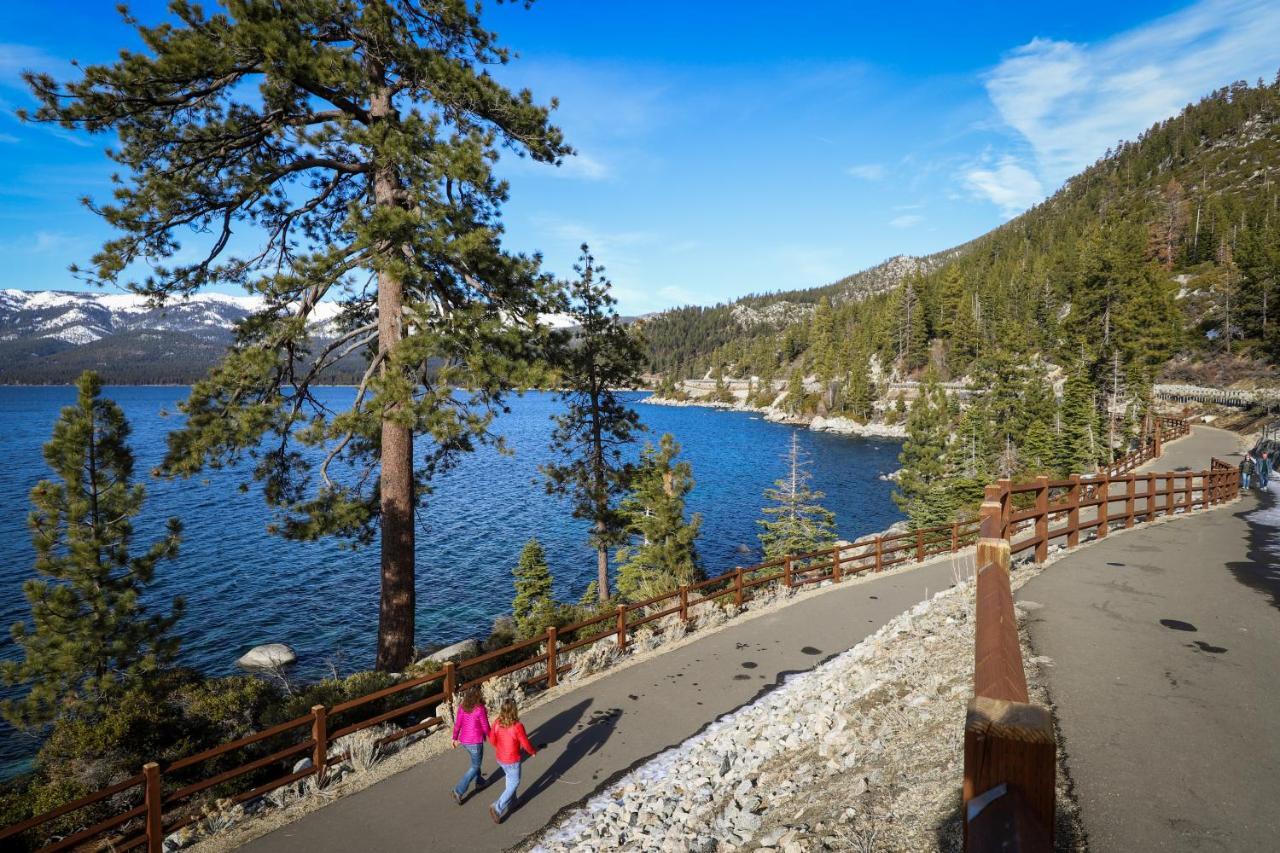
[962,416,1239,852]
[0,416,1210,853]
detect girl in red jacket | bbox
[488,698,536,823]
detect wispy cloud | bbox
[0,132,17,144]
[889,213,924,228]
[845,163,885,180]
[977,0,1280,214]
[555,150,611,181]
[963,156,1044,218]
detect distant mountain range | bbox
[0,290,344,384]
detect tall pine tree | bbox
[511,539,555,639]
[22,2,572,670]
[2,372,184,729]
[543,246,646,602]
[894,368,952,527]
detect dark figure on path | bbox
[451,686,490,804]
[489,699,537,823]
[1241,455,1254,489]
[1259,452,1271,489]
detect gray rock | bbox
[236,643,296,669]
[291,756,313,774]
[420,638,480,664]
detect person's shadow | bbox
[503,700,623,812]
[474,699,596,794]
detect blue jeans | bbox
[453,743,484,797]
[494,760,521,816]
[1260,468,1270,487]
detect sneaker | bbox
[452,790,462,805]
[489,804,502,824]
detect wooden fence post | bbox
[784,555,793,588]
[1097,474,1110,539]
[1034,476,1049,562]
[832,546,843,583]
[1147,473,1156,521]
[874,536,883,572]
[615,605,627,651]
[443,661,456,706]
[1125,475,1136,528]
[952,521,959,553]
[545,626,558,689]
[916,528,925,562]
[1183,472,1192,513]
[997,479,1012,540]
[735,567,744,608]
[310,705,327,785]
[144,761,162,853]
[679,584,689,622]
[1067,475,1080,548]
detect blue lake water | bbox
[0,387,903,776]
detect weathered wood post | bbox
[916,528,925,562]
[952,521,959,553]
[1153,419,1163,458]
[997,479,1012,540]
[311,704,328,785]
[1183,472,1192,513]
[443,661,456,706]
[832,546,843,583]
[735,567,745,608]
[679,583,689,622]
[1147,473,1156,520]
[1034,476,1049,562]
[783,555,793,588]
[144,762,163,853]
[1097,474,1110,539]
[964,486,1056,851]
[1125,475,1136,527]
[874,536,883,572]
[1066,475,1081,548]
[545,626,558,689]
[615,605,627,651]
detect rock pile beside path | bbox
[533,573,982,853]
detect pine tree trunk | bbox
[371,77,415,672]
[596,535,608,604]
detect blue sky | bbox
[1,0,1278,314]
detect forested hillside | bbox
[641,76,1280,392]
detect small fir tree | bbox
[2,372,184,730]
[784,368,807,414]
[894,368,952,527]
[511,539,555,639]
[758,433,837,558]
[543,246,646,602]
[1020,419,1056,475]
[1056,358,1103,475]
[615,435,703,601]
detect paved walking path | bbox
[1020,426,1280,851]
[241,555,967,852]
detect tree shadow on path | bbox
[513,700,623,811]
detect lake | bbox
[0,387,903,776]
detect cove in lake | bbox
[0,387,903,776]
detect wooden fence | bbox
[3,511,992,850]
[962,417,1240,851]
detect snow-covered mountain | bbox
[0,289,346,384]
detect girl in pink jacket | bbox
[451,686,490,803]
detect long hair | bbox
[459,685,484,714]
[495,699,520,728]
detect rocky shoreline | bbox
[641,395,906,439]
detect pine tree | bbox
[711,363,734,403]
[615,434,703,601]
[511,539,555,639]
[894,368,952,527]
[1056,358,1103,475]
[543,246,646,602]
[22,3,571,670]
[842,352,873,422]
[785,367,808,414]
[2,372,184,729]
[758,433,837,559]
[1020,419,1055,475]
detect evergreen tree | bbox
[2,372,184,730]
[1056,357,1103,475]
[758,434,837,558]
[842,352,873,422]
[511,539,555,639]
[543,246,646,602]
[615,434,703,601]
[22,2,571,670]
[1020,419,1055,475]
[710,363,734,403]
[894,368,952,527]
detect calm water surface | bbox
[0,387,903,775]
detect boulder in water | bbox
[421,638,480,664]
[237,643,296,670]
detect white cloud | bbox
[963,156,1044,218]
[889,214,923,228]
[555,150,611,181]
[984,0,1280,197]
[845,163,885,180]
